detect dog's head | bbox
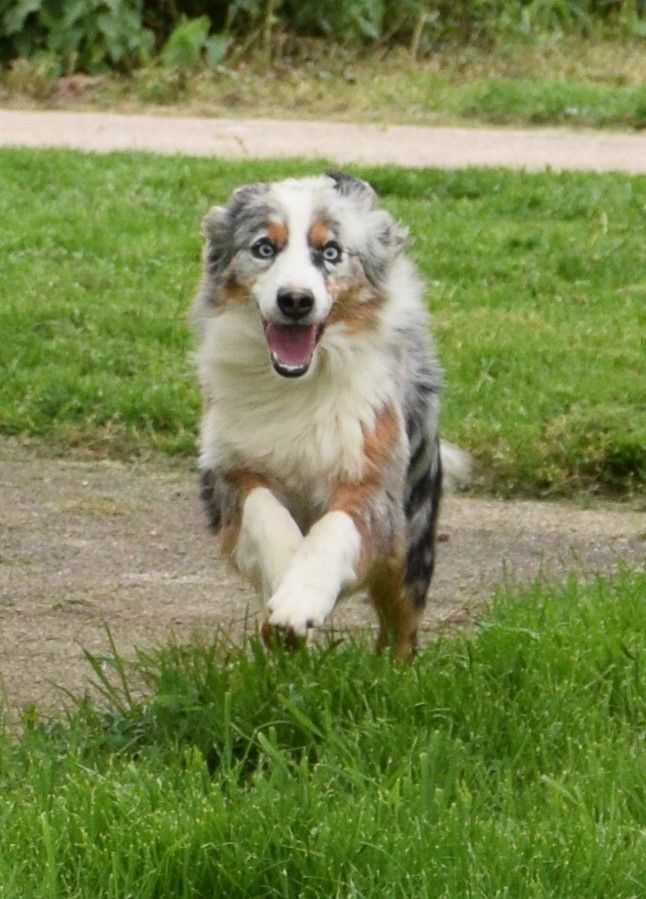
[198,172,409,378]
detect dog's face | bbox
[200,172,408,378]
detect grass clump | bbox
[455,76,646,127]
[1,571,644,897]
[0,149,644,495]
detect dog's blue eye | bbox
[252,239,275,259]
[322,242,341,264]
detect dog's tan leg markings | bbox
[268,403,406,638]
[369,560,422,659]
[260,619,305,652]
[335,404,421,658]
[234,483,304,604]
[216,469,266,559]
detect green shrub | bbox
[1,1,643,73]
[160,14,230,70]
[0,0,154,73]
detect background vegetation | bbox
[0,149,644,497]
[1,571,644,897]
[1,1,644,75]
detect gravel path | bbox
[1,440,642,712]
[2,109,646,172]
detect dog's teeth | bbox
[271,354,309,378]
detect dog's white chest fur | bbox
[198,308,395,520]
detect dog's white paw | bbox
[266,511,361,637]
[267,572,336,636]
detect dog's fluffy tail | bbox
[440,440,472,491]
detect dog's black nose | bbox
[277,288,314,321]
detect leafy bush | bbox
[1,1,643,77]
[281,0,643,45]
[0,0,154,73]
[160,14,230,70]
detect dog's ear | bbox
[326,170,378,209]
[377,213,410,256]
[360,211,410,286]
[201,205,226,240]
[201,205,233,277]
[326,172,408,285]
[227,182,269,217]
[327,169,408,266]
[202,183,271,274]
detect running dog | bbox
[193,172,465,657]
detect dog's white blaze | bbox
[252,180,331,324]
[267,510,362,634]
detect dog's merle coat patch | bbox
[199,468,236,533]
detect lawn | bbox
[0,149,644,495]
[0,571,643,898]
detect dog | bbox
[193,171,466,657]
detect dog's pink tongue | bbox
[264,323,317,368]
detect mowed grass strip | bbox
[1,572,644,898]
[0,149,644,495]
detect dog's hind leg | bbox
[367,433,441,659]
[369,558,423,659]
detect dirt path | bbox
[1,438,642,712]
[2,109,646,173]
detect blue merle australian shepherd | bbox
[193,172,467,657]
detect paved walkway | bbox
[1,109,645,173]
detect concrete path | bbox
[2,109,645,173]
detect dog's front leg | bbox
[267,402,404,637]
[267,510,362,636]
[235,486,304,602]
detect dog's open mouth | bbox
[263,322,323,377]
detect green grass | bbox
[1,571,644,897]
[0,149,644,495]
[451,77,646,128]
